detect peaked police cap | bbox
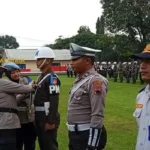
[70,43,101,59]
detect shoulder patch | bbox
[138,87,146,93]
[92,80,102,95]
[21,76,32,83]
[93,80,103,86]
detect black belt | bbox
[0,108,18,115]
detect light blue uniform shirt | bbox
[133,85,150,150]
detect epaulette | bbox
[21,75,32,83]
[49,73,60,85]
[138,87,146,93]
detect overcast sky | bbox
[0,0,102,49]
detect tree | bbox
[95,34,118,61]
[72,33,97,49]
[48,26,94,49]
[96,15,105,35]
[46,37,72,49]
[77,26,91,34]
[100,0,150,52]
[0,47,4,65]
[0,35,19,49]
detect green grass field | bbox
[31,75,144,150]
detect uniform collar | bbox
[144,84,150,94]
[75,67,96,83]
[145,84,150,91]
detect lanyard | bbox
[34,73,51,96]
[70,74,95,99]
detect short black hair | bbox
[86,56,95,65]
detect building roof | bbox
[4,49,71,60]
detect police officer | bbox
[34,47,61,150]
[3,62,36,150]
[131,61,138,84]
[66,64,73,78]
[118,62,123,83]
[67,43,108,150]
[107,62,112,79]
[126,62,132,83]
[132,44,150,150]
[113,62,118,82]
[0,66,34,150]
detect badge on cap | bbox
[35,50,39,56]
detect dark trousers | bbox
[67,71,70,77]
[36,127,58,150]
[68,126,107,150]
[35,112,60,150]
[16,122,36,150]
[0,129,16,150]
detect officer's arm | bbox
[15,76,32,104]
[47,78,60,124]
[87,77,108,149]
[0,79,33,94]
[16,94,29,105]
[47,95,59,124]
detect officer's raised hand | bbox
[28,80,35,87]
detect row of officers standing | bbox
[0,44,107,150]
[0,42,148,150]
[0,46,61,150]
[94,61,144,84]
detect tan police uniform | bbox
[67,43,108,150]
[16,76,36,150]
[0,66,34,150]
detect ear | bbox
[85,57,91,64]
[46,59,51,63]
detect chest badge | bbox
[136,104,143,108]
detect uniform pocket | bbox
[74,88,84,101]
[133,108,142,118]
[74,88,88,101]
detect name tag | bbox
[136,104,143,108]
[49,85,60,94]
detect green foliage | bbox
[77,26,91,34]
[100,0,150,51]
[72,32,97,49]
[47,23,141,61]
[95,34,116,61]
[0,35,19,49]
[47,26,97,50]
[96,15,105,35]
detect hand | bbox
[45,123,55,131]
[29,81,34,87]
[29,81,37,89]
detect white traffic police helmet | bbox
[134,61,138,64]
[34,47,55,60]
[101,61,106,65]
